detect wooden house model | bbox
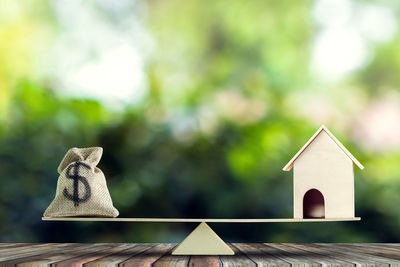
[283,125,364,219]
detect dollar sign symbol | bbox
[63,162,92,207]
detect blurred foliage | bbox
[0,0,400,243]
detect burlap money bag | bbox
[44,147,119,217]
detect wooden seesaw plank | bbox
[42,217,361,222]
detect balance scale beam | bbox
[42,217,361,255]
[42,217,360,222]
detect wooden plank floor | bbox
[0,243,399,266]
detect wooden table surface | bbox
[0,243,399,266]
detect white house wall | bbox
[293,130,355,219]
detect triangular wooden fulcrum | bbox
[172,222,234,255]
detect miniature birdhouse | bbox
[283,125,364,219]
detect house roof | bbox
[282,125,364,171]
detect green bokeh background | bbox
[0,0,400,243]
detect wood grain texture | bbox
[119,243,174,267]
[2,244,98,267]
[152,254,189,267]
[340,243,400,261]
[0,244,31,249]
[316,243,399,266]
[84,244,154,267]
[282,243,354,266]
[219,244,256,267]
[49,244,123,267]
[277,243,354,266]
[0,243,72,262]
[188,255,221,267]
[303,243,391,266]
[1,243,399,266]
[252,243,317,266]
[233,243,289,267]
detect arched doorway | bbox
[303,189,325,218]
